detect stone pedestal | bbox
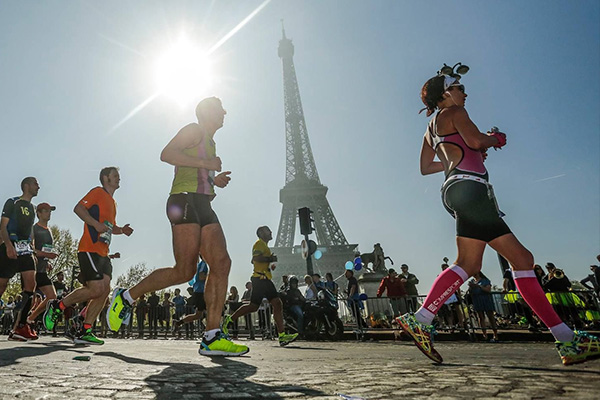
[357,272,386,318]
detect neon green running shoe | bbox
[43,300,63,331]
[396,313,443,364]
[106,288,132,332]
[199,332,249,357]
[74,329,105,345]
[221,314,233,336]
[278,332,299,347]
[556,331,600,366]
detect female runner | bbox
[396,70,599,366]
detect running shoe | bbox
[74,328,105,345]
[396,313,443,364]
[106,288,132,332]
[278,332,299,347]
[199,331,249,357]
[556,331,600,366]
[43,300,63,331]
[8,326,28,342]
[221,314,233,336]
[10,323,37,341]
[26,323,39,340]
[65,315,85,341]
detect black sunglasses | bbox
[449,84,465,93]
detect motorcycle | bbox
[283,287,344,340]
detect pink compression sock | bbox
[414,264,468,325]
[513,270,574,342]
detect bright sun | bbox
[154,36,213,105]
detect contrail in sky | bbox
[534,173,566,183]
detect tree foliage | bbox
[114,262,151,289]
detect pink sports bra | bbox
[427,112,487,176]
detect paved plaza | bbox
[0,337,599,400]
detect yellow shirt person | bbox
[252,238,273,280]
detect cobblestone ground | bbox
[0,336,599,399]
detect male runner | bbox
[107,97,248,356]
[27,203,59,324]
[0,177,40,341]
[44,167,134,345]
[223,226,298,346]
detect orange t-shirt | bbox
[77,187,117,257]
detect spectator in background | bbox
[533,264,546,286]
[376,268,407,318]
[279,275,289,292]
[1,296,16,334]
[147,291,160,339]
[172,288,186,335]
[345,269,366,329]
[304,275,317,301]
[543,263,584,329]
[284,276,305,336]
[240,281,254,340]
[399,264,419,312]
[158,292,174,338]
[136,294,147,338]
[312,274,324,289]
[543,263,572,293]
[227,286,241,337]
[324,273,339,297]
[469,271,499,342]
[580,265,599,295]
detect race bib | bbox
[15,240,33,256]
[41,244,55,253]
[99,221,113,245]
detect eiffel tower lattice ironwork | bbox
[272,25,357,279]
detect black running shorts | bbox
[189,292,206,311]
[442,180,511,243]
[166,193,219,227]
[78,252,113,282]
[250,277,278,306]
[35,272,53,288]
[0,243,35,279]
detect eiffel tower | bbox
[271,25,358,281]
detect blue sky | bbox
[0,1,598,295]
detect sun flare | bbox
[154,36,213,105]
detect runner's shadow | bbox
[96,352,327,399]
[0,341,91,367]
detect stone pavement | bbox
[0,336,599,400]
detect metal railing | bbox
[337,289,600,338]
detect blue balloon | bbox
[359,293,368,301]
[345,261,354,270]
[354,257,362,265]
[314,250,323,260]
[354,263,362,271]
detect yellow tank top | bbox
[170,133,216,196]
